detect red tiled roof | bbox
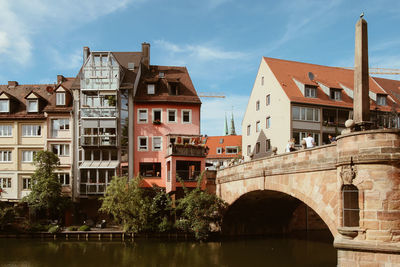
[203,135,242,159]
[264,57,399,112]
[373,77,400,105]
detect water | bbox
[0,235,336,267]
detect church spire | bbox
[230,112,236,135]
[224,113,229,136]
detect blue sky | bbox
[1,0,399,136]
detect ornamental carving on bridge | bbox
[340,164,357,185]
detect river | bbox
[0,233,336,266]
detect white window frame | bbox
[137,109,148,123]
[0,151,11,162]
[247,125,251,136]
[52,144,70,157]
[22,125,41,137]
[266,139,271,151]
[305,86,317,98]
[216,147,222,154]
[27,100,39,112]
[0,125,12,137]
[330,89,341,101]
[181,109,192,124]
[147,84,155,94]
[138,136,148,151]
[167,109,177,123]
[291,106,320,122]
[0,100,10,113]
[226,146,238,154]
[22,151,36,162]
[57,173,70,186]
[256,121,260,132]
[0,177,11,188]
[152,109,162,123]
[266,116,271,129]
[56,92,66,106]
[377,94,387,106]
[22,177,31,190]
[256,100,260,111]
[152,136,162,151]
[255,142,260,154]
[261,76,264,86]
[247,145,251,155]
[266,94,271,106]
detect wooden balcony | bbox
[167,144,207,158]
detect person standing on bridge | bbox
[303,133,315,148]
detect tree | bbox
[23,150,67,220]
[0,203,15,230]
[176,173,227,240]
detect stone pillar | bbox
[353,18,370,127]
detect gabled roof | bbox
[203,135,242,159]
[264,57,399,112]
[134,65,201,104]
[373,77,400,106]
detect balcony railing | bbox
[81,135,117,146]
[167,144,207,157]
[81,108,118,118]
[80,183,109,195]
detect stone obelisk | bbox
[353,16,370,129]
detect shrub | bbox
[48,225,61,234]
[66,226,78,231]
[78,225,91,231]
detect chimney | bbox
[142,42,150,68]
[57,75,65,84]
[83,46,90,63]
[8,81,18,87]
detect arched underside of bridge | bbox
[222,190,334,238]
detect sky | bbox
[1,0,399,136]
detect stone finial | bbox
[342,119,355,135]
[272,147,278,155]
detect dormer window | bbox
[0,100,9,113]
[305,86,317,98]
[377,94,387,106]
[27,100,38,112]
[147,84,155,94]
[330,89,341,101]
[56,92,65,106]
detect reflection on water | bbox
[0,234,336,267]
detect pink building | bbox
[133,64,206,195]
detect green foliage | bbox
[26,222,50,232]
[66,226,78,231]
[176,173,227,241]
[78,225,91,231]
[0,204,15,230]
[22,150,70,220]
[48,225,61,234]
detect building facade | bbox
[203,135,242,170]
[242,57,400,161]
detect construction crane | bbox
[342,67,400,75]
[198,92,226,98]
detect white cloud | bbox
[201,94,249,136]
[50,48,82,70]
[0,0,138,66]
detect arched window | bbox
[342,185,359,227]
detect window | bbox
[0,151,12,162]
[27,100,38,112]
[22,125,41,137]
[261,76,264,86]
[247,125,251,136]
[58,173,70,185]
[256,100,260,111]
[291,106,320,122]
[138,137,148,151]
[247,145,251,155]
[52,144,70,156]
[167,109,177,123]
[22,178,31,189]
[266,94,270,106]
[266,139,271,151]
[330,89,341,100]
[140,162,161,177]
[217,147,222,154]
[305,86,317,98]
[51,119,69,137]
[0,125,12,137]
[266,116,271,128]
[0,178,11,188]
[342,185,359,227]
[0,100,9,112]
[226,147,238,154]
[377,94,387,106]
[256,121,260,132]
[152,136,162,151]
[153,109,162,123]
[182,110,191,123]
[56,92,66,105]
[138,109,148,123]
[219,138,224,144]
[22,151,36,162]
[147,84,155,94]
[255,142,260,154]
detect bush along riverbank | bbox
[100,174,227,241]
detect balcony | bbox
[81,135,117,146]
[80,183,108,195]
[167,144,207,158]
[81,108,118,118]
[176,170,201,181]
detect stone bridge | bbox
[216,129,400,266]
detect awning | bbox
[79,160,119,169]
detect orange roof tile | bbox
[203,135,242,159]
